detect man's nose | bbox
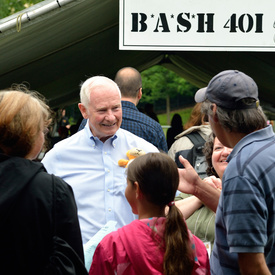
[105,110,115,120]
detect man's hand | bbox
[177,155,201,195]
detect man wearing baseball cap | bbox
[178,70,275,274]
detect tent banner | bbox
[119,0,275,51]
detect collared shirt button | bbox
[107,188,110,192]
[108,208,112,212]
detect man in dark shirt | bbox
[78,67,168,152]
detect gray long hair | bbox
[201,100,267,133]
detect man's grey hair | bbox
[79,76,121,108]
[201,99,267,133]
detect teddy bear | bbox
[118,148,146,167]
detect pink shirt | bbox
[90,217,210,275]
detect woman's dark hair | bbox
[127,153,194,275]
[203,132,219,178]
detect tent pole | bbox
[0,0,75,33]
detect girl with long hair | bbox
[90,153,210,275]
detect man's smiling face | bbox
[86,80,122,142]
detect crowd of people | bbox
[1,68,275,275]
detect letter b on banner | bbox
[131,13,147,32]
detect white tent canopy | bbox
[1,0,275,110]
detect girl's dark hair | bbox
[127,153,194,275]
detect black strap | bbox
[46,175,88,275]
[185,132,205,146]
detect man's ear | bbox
[211,104,219,123]
[137,88,142,101]
[78,103,89,119]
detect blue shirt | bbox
[42,121,158,244]
[210,125,275,274]
[121,101,168,152]
[78,101,168,152]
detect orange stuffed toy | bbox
[118,148,146,168]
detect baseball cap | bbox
[195,70,259,109]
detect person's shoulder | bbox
[97,227,121,250]
[140,112,162,127]
[4,158,47,188]
[169,134,193,151]
[173,125,211,143]
[122,104,163,131]
[115,220,141,240]
[35,168,73,196]
[27,167,54,193]
[121,100,135,108]
[33,166,65,184]
[175,125,206,139]
[168,130,196,156]
[125,107,161,128]
[199,124,212,137]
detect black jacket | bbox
[0,154,84,274]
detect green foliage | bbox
[0,0,44,19]
[141,65,196,103]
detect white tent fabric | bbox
[1,0,275,110]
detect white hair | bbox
[79,76,121,107]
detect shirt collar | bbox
[228,125,274,162]
[121,100,137,110]
[84,119,118,148]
